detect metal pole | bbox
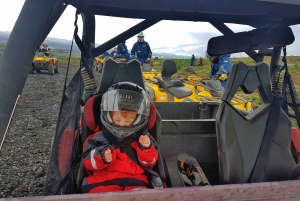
[0,95,20,152]
[91,19,160,58]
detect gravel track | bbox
[0,60,101,198]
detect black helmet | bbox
[100,82,150,146]
[205,51,221,64]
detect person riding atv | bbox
[38,42,51,56]
[30,42,58,75]
[206,51,232,88]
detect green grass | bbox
[0,42,6,55]
[244,93,261,108]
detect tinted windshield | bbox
[37,52,45,57]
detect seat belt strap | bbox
[165,155,185,187]
[250,95,282,182]
[121,145,160,178]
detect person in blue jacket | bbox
[103,51,109,57]
[131,32,152,64]
[109,48,118,57]
[190,54,195,66]
[38,42,51,56]
[207,52,232,88]
[117,41,131,61]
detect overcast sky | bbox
[1,0,300,57]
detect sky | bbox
[1,0,300,58]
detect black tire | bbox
[29,65,34,74]
[94,62,98,71]
[36,69,41,73]
[48,64,55,75]
[98,63,103,73]
[54,64,59,73]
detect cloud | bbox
[2,1,300,57]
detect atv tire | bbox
[98,64,103,73]
[94,62,98,71]
[29,65,34,74]
[48,64,55,75]
[54,64,59,73]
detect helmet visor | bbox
[101,89,150,116]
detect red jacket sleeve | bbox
[82,132,116,171]
[135,134,158,168]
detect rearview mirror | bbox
[207,26,294,56]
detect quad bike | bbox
[144,60,253,112]
[30,51,58,75]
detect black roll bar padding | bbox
[91,18,161,58]
[0,0,65,145]
[270,47,282,77]
[81,12,95,70]
[258,49,273,56]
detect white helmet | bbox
[137,32,145,42]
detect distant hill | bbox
[0,31,190,59]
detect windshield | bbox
[37,52,45,57]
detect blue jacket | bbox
[109,50,117,57]
[131,41,152,64]
[210,54,232,87]
[38,48,51,56]
[117,43,131,60]
[103,52,109,57]
[190,55,195,66]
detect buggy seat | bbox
[216,62,300,184]
[159,60,192,99]
[77,59,165,191]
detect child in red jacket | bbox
[82,82,158,193]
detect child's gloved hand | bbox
[139,135,151,148]
[104,148,112,163]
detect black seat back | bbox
[161,60,177,81]
[98,59,145,94]
[216,62,296,184]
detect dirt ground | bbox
[0,60,101,198]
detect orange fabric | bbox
[292,127,300,162]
